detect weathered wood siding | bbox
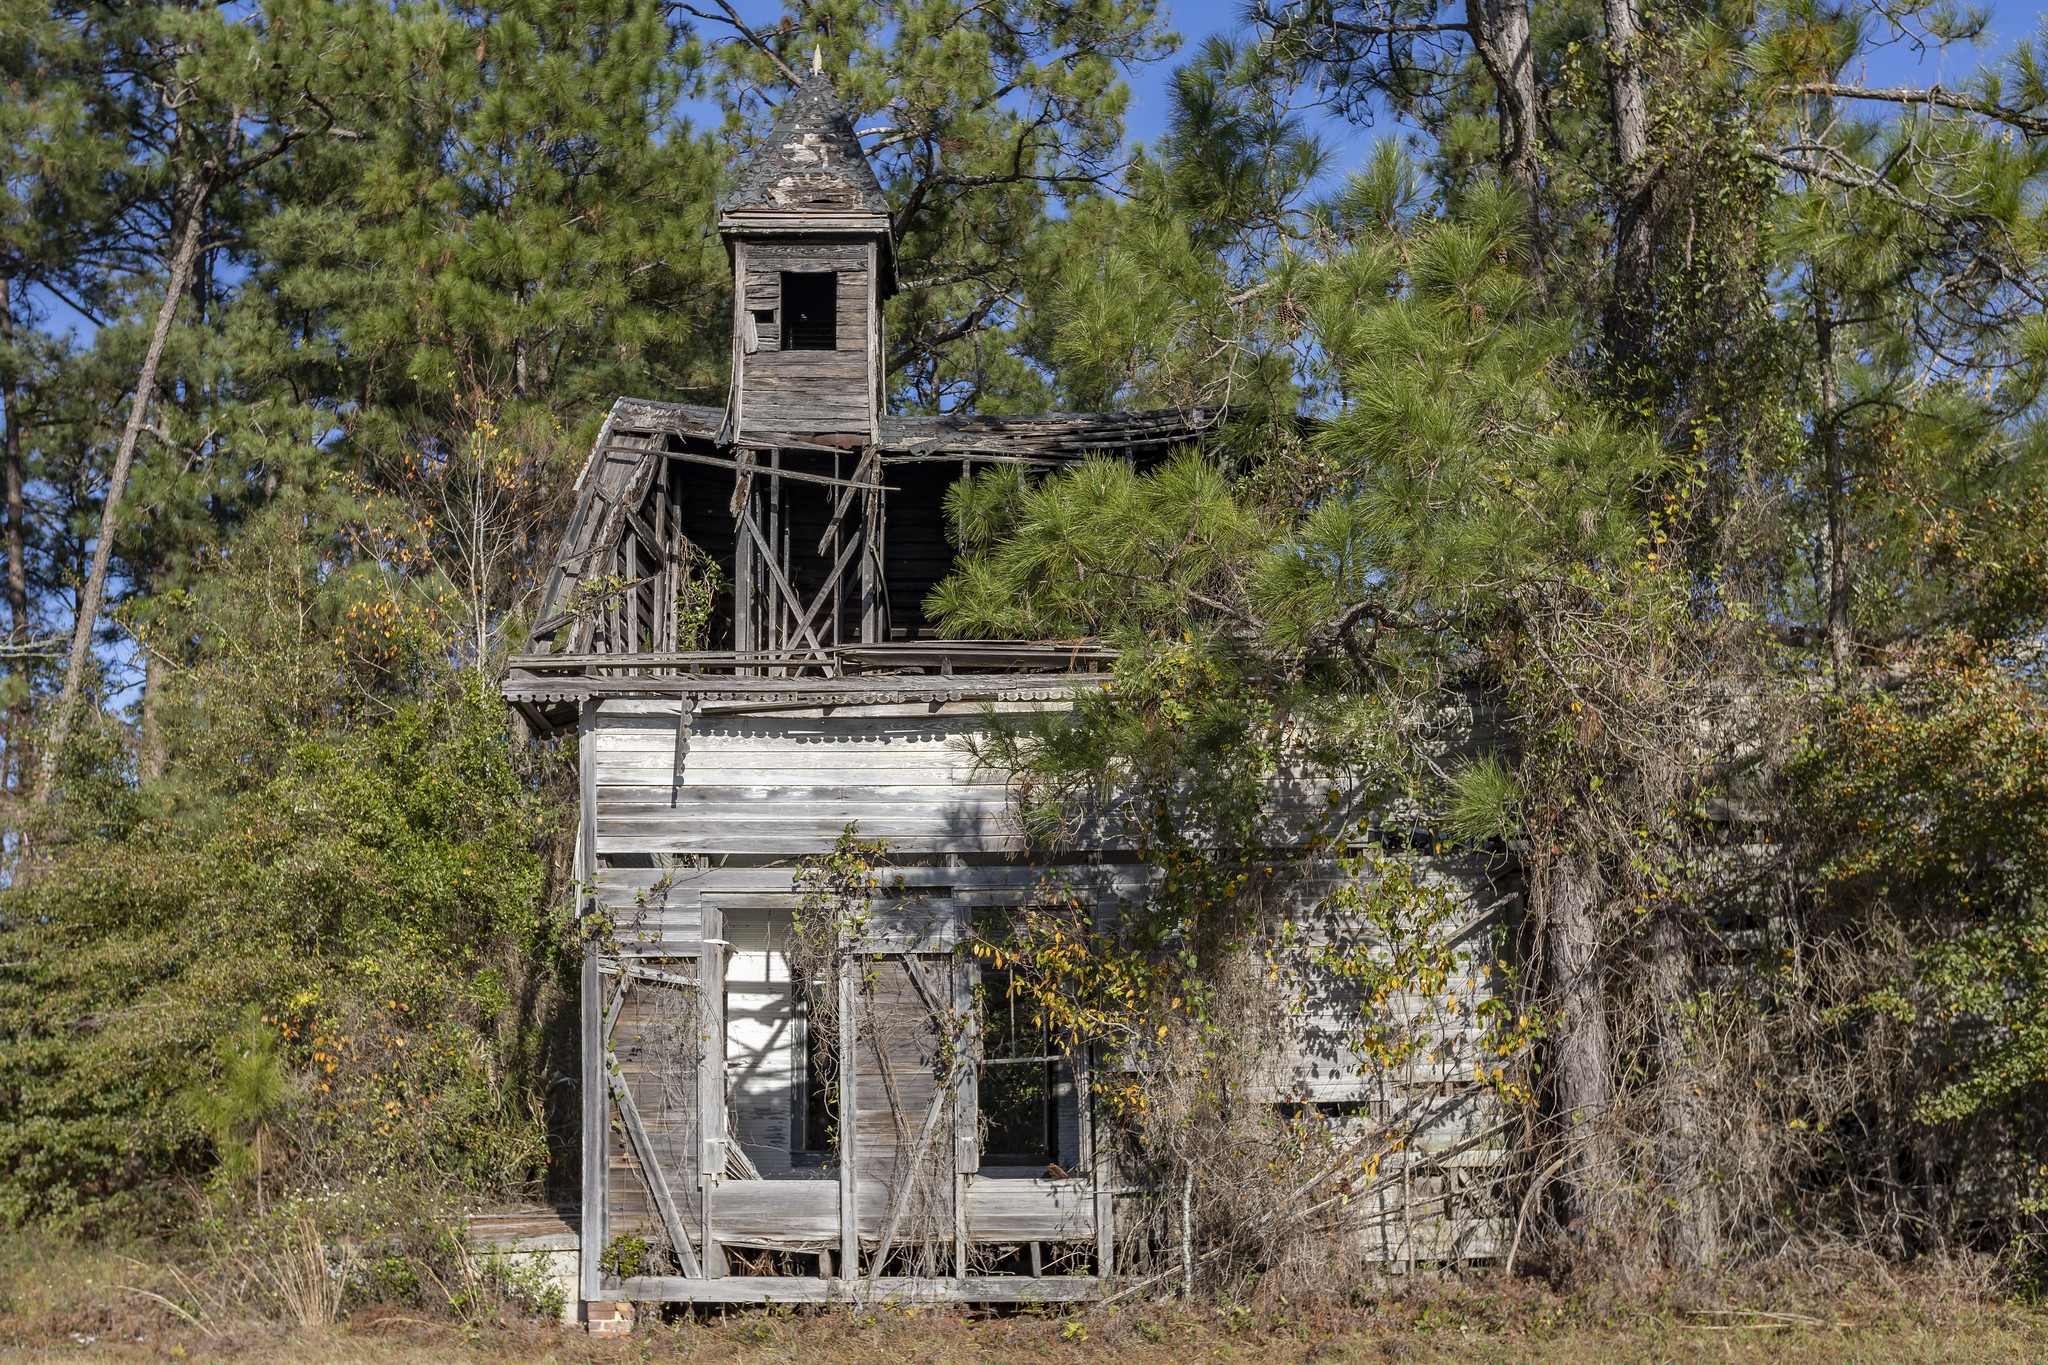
[591,698,1045,856]
[736,239,874,438]
[577,692,1513,1289]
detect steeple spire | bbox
[720,67,890,220]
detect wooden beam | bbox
[699,904,727,1276]
[528,610,578,639]
[662,445,895,491]
[604,975,629,1040]
[816,447,879,556]
[573,703,598,1309]
[734,460,754,662]
[624,506,663,558]
[506,643,1115,670]
[953,954,976,1279]
[838,956,859,1277]
[860,475,882,644]
[598,959,703,988]
[580,946,605,1304]
[740,514,829,657]
[867,998,973,1285]
[611,1275,1103,1304]
[608,1068,704,1278]
[793,525,864,647]
[1089,1040,1113,1283]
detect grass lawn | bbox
[2,1236,2041,1363]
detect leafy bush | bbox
[0,507,577,1232]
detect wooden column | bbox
[838,954,860,1276]
[577,699,605,1305]
[1090,1042,1113,1284]
[767,450,783,663]
[625,526,640,655]
[733,459,754,668]
[859,463,882,643]
[699,903,727,1276]
[655,469,673,658]
[1091,890,1114,1284]
[954,955,976,1279]
[580,946,604,1305]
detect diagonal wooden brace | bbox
[740,514,829,656]
[608,1064,705,1278]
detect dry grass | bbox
[2,1234,2042,1363]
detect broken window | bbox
[979,966,1054,1166]
[780,272,837,350]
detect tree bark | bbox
[37,183,209,803]
[138,643,166,783]
[1,273,24,802]
[1545,836,1616,1242]
[1,274,25,638]
[1467,0,1544,289]
[1600,0,1655,367]
[1647,911,1715,1268]
[1814,289,1851,684]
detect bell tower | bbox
[717,61,896,655]
[720,60,895,447]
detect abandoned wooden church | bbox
[499,68,1512,1320]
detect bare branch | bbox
[675,1,802,87]
[1751,144,2047,308]
[1788,82,2048,137]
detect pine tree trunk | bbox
[139,643,166,784]
[1600,0,1655,366]
[1,273,25,799]
[1815,292,1851,684]
[37,182,209,803]
[1546,836,1617,1244]
[1,275,24,639]
[1648,911,1715,1268]
[1468,0,1544,290]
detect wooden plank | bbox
[964,1179,1096,1240]
[594,803,1012,828]
[612,1274,1102,1304]
[706,1180,842,1246]
[741,239,872,264]
[658,446,892,492]
[596,835,1080,856]
[581,948,605,1302]
[509,674,1105,701]
[595,786,1009,808]
[717,211,892,234]
[595,811,1012,834]
[594,865,1154,896]
[597,835,1027,858]
[601,959,703,988]
[699,904,727,1276]
[839,956,859,1276]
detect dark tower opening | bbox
[780,272,838,350]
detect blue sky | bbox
[1115,0,2042,188]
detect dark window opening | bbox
[801,990,834,1152]
[780,272,838,350]
[980,967,1055,1165]
[751,308,775,327]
